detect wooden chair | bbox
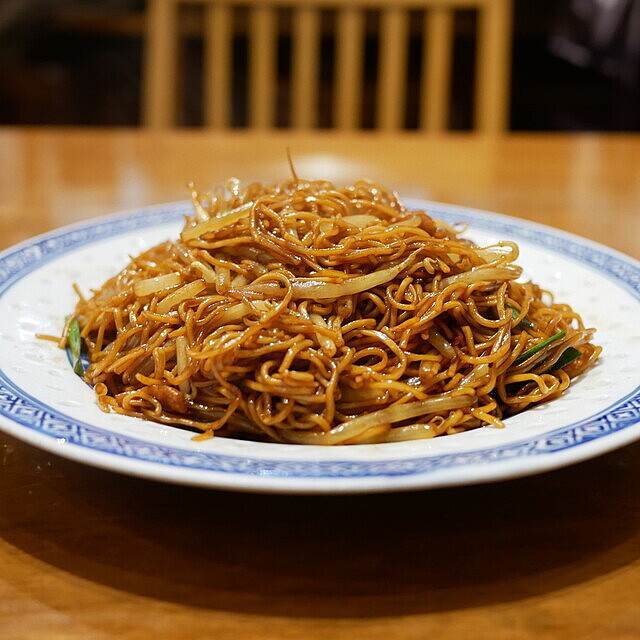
[143,0,512,131]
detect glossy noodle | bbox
[68,178,601,445]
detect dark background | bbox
[0,0,638,130]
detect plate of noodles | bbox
[0,177,638,493]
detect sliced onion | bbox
[156,279,206,314]
[134,273,181,297]
[281,392,474,445]
[458,363,489,387]
[231,272,249,287]
[238,253,419,301]
[189,182,210,223]
[216,302,250,325]
[191,260,216,283]
[344,423,391,444]
[475,241,520,264]
[339,387,389,403]
[294,251,419,300]
[439,265,522,289]
[310,313,337,356]
[431,217,460,236]
[181,201,253,241]
[342,214,380,228]
[250,300,272,313]
[382,423,436,442]
[175,335,190,394]
[388,214,422,229]
[318,221,337,235]
[428,328,455,358]
[215,265,231,294]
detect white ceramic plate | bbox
[0,199,638,494]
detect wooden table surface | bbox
[0,128,639,639]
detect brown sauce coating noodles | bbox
[71,179,601,445]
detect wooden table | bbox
[0,128,639,639]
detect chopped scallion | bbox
[67,316,85,376]
[506,303,534,329]
[546,346,582,373]
[505,345,583,394]
[514,329,566,365]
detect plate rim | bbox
[0,199,638,494]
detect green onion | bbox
[546,346,582,373]
[506,303,534,329]
[505,345,583,395]
[67,316,85,376]
[514,329,567,365]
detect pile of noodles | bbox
[67,178,600,445]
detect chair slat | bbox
[143,0,179,127]
[292,6,319,129]
[475,0,512,132]
[421,6,453,131]
[250,5,276,128]
[377,7,408,131]
[334,6,364,130]
[142,0,511,133]
[204,3,231,128]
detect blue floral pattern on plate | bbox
[0,201,638,492]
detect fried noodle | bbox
[70,178,601,444]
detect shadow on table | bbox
[1,432,639,619]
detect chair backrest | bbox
[143,0,512,131]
